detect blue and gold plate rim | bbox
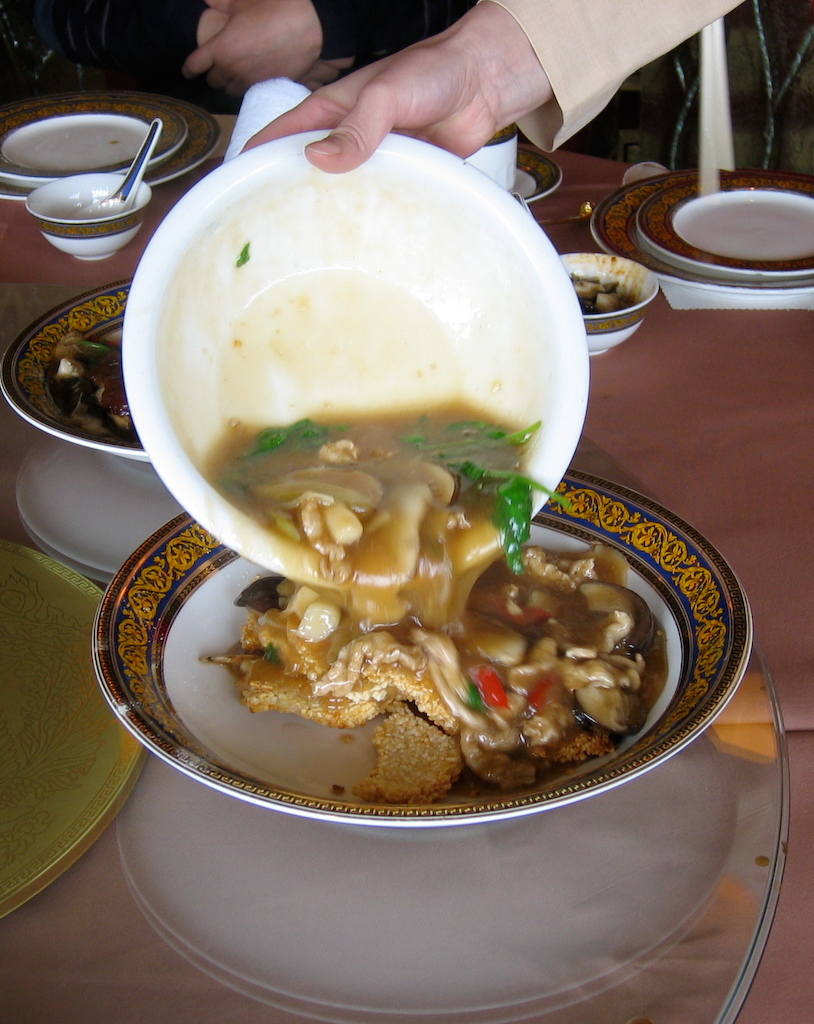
[0,280,143,458]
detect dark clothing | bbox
[312,1,473,61]
[35,0,475,111]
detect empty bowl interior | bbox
[26,172,151,223]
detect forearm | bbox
[485,0,745,149]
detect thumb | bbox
[303,109,393,173]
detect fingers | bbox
[182,41,215,79]
[300,56,354,91]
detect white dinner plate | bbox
[16,438,182,583]
[93,471,752,827]
[672,188,814,261]
[0,112,185,188]
[632,170,814,284]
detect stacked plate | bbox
[590,167,814,303]
[1,283,182,580]
[0,91,220,201]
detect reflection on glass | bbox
[117,650,787,1024]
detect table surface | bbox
[0,118,811,1023]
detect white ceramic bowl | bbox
[562,252,659,355]
[123,132,589,575]
[25,172,151,260]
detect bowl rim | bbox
[25,173,152,226]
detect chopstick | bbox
[699,18,735,196]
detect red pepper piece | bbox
[527,675,556,713]
[512,606,551,627]
[470,664,510,709]
[484,594,551,629]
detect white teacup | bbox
[465,124,518,190]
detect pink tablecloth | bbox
[0,135,811,1023]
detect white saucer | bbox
[513,149,562,203]
[16,438,182,581]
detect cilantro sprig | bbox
[404,419,564,574]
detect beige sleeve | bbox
[481,0,744,150]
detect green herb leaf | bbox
[248,418,330,456]
[401,419,556,572]
[77,338,111,356]
[466,679,486,712]
[264,643,281,663]
[403,418,540,469]
[493,477,532,575]
[236,242,251,268]
[503,421,541,446]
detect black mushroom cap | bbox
[234,576,286,614]
[580,580,655,656]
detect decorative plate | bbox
[635,169,814,279]
[0,110,186,190]
[591,169,814,289]
[514,147,562,202]
[0,93,186,184]
[93,471,752,827]
[0,539,144,918]
[0,280,145,460]
[0,93,219,201]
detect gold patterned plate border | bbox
[0,280,145,459]
[591,169,814,290]
[514,147,562,203]
[636,170,814,274]
[0,93,219,201]
[92,471,752,827]
[0,539,144,918]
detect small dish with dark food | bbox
[561,253,659,355]
[47,328,133,440]
[1,282,146,460]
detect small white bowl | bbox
[25,172,151,260]
[561,253,659,355]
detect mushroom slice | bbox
[580,581,655,655]
[252,468,384,512]
[575,682,644,735]
[234,575,286,613]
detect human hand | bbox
[196,4,229,48]
[244,2,553,172]
[183,0,331,95]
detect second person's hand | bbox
[183,0,333,95]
